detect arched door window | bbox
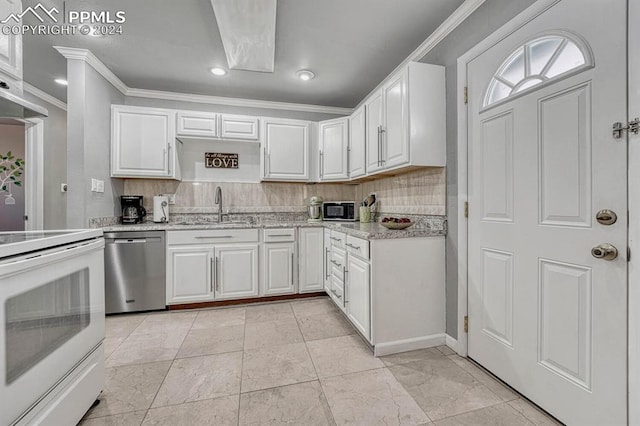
[483,32,594,108]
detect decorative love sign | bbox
[205,152,238,169]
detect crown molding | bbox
[23,82,67,111]
[125,88,352,115]
[53,46,129,95]
[353,0,487,110]
[53,46,351,115]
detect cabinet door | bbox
[176,111,217,138]
[349,106,366,179]
[214,244,259,300]
[167,246,214,304]
[299,228,324,293]
[365,90,384,173]
[323,229,332,292]
[346,255,370,339]
[111,106,176,178]
[262,242,295,296]
[262,118,310,181]
[220,114,259,141]
[319,117,349,181]
[0,0,22,80]
[383,71,409,168]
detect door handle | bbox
[319,151,324,179]
[325,248,330,279]
[591,243,618,261]
[291,252,294,284]
[377,126,382,166]
[214,256,220,291]
[380,127,386,164]
[210,257,214,292]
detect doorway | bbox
[457,0,629,424]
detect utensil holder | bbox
[359,206,371,223]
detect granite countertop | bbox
[102,220,445,240]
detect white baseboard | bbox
[446,334,460,354]
[374,333,446,357]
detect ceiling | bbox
[22,0,464,108]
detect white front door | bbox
[467,1,627,424]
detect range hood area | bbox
[0,89,48,119]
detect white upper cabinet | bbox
[111,105,179,179]
[176,111,218,138]
[365,90,384,173]
[318,117,349,181]
[220,114,260,141]
[365,62,446,175]
[0,0,21,80]
[383,71,409,168]
[349,106,366,179]
[261,118,310,181]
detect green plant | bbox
[0,151,24,192]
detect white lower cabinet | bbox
[214,245,259,300]
[167,246,214,304]
[298,228,324,293]
[166,230,259,305]
[323,229,332,292]
[346,254,370,338]
[262,242,295,296]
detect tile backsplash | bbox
[123,167,445,216]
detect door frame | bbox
[24,118,44,230]
[455,0,635,421]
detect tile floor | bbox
[81,297,561,426]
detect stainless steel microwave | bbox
[322,201,359,221]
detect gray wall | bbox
[23,91,68,230]
[67,60,125,227]
[419,0,536,338]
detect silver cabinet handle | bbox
[291,252,294,284]
[344,267,348,305]
[380,127,386,165]
[325,248,330,279]
[346,146,351,178]
[331,259,342,267]
[377,125,381,166]
[330,237,342,242]
[263,147,267,178]
[167,143,172,175]
[269,234,293,238]
[210,257,214,292]
[195,235,233,239]
[346,243,360,250]
[215,256,220,292]
[319,150,324,179]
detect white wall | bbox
[22,92,68,230]
[0,124,25,231]
[66,60,125,228]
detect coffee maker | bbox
[120,195,147,224]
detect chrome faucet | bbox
[215,186,223,222]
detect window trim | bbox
[481,30,595,112]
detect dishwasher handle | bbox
[110,237,162,244]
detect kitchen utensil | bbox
[153,195,169,223]
[308,196,323,222]
[380,221,414,230]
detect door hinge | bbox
[464,201,469,218]
[612,118,639,139]
[464,86,468,105]
[464,316,469,333]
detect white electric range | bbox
[0,229,106,425]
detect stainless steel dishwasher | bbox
[104,231,166,314]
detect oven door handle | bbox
[0,239,105,276]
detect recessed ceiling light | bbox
[296,69,315,81]
[54,78,68,85]
[210,67,227,76]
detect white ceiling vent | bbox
[211,0,277,73]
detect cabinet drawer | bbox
[346,235,369,259]
[329,231,346,248]
[263,228,296,243]
[330,275,344,301]
[167,229,259,245]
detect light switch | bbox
[91,178,98,192]
[96,180,105,193]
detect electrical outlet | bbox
[96,180,105,193]
[166,194,176,205]
[91,178,98,192]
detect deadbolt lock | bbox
[591,243,618,261]
[595,209,617,225]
